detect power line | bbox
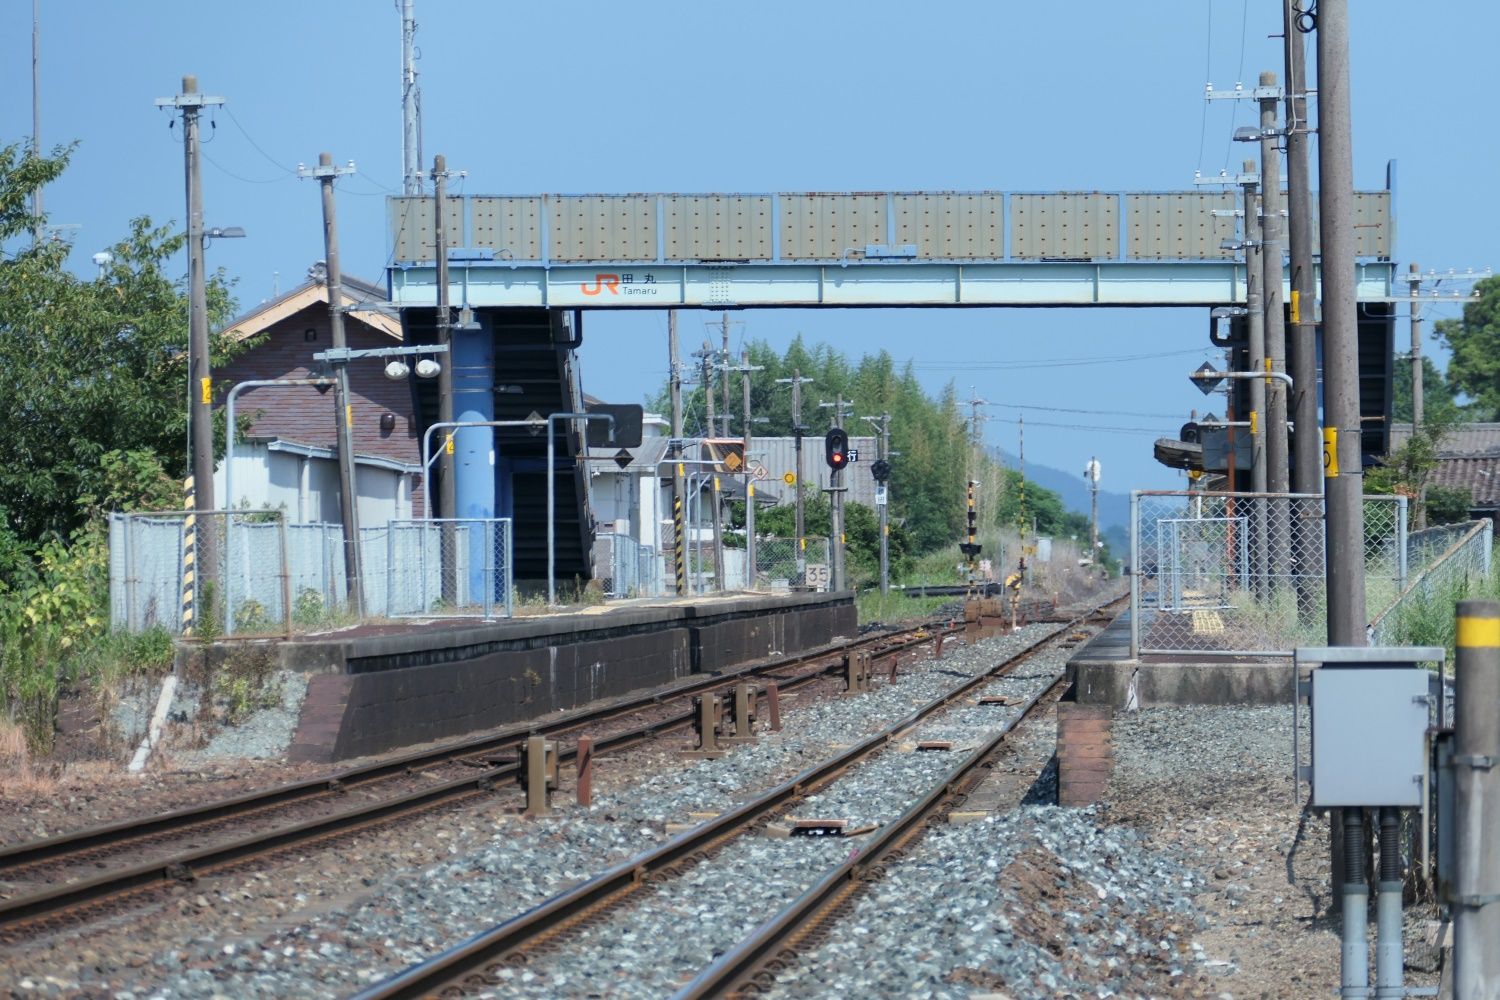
[988,416,1165,435]
[910,346,1212,371]
[222,106,297,176]
[988,402,1181,419]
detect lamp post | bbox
[222,377,332,636]
[311,342,444,613]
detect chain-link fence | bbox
[381,519,513,619]
[110,512,515,634]
[1130,491,1407,656]
[109,510,296,637]
[1369,519,1494,644]
[749,537,833,593]
[594,532,665,599]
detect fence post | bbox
[505,520,514,617]
[222,514,237,637]
[482,520,494,619]
[1129,492,1140,659]
[120,514,137,633]
[1396,496,1409,596]
[386,522,396,618]
[279,514,293,639]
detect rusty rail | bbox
[0,622,946,934]
[352,598,1120,1000]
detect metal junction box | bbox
[1311,667,1429,807]
[1296,646,1444,809]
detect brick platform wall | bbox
[1056,700,1114,807]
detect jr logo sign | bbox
[580,273,621,296]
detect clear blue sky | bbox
[3,1,1495,493]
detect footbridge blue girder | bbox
[388,259,1394,310]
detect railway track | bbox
[352,596,1120,1000]
[0,621,949,939]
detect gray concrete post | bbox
[1453,599,1500,997]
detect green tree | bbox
[1392,355,1465,425]
[1435,275,1500,420]
[0,142,245,542]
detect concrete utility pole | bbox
[1260,73,1290,499]
[776,371,813,582]
[720,313,733,437]
[432,157,455,523]
[863,414,892,595]
[1284,2,1321,501]
[1409,263,1428,530]
[1318,0,1369,647]
[699,342,724,590]
[400,0,423,196]
[739,350,763,588]
[667,312,686,596]
[30,0,42,246]
[157,76,225,583]
[1243,164,1268,497]
[301,152,363,615]
[1453,598,1500,995]
[820,396,850,592]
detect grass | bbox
[856,591,952,625]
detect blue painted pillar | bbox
[451,317,494,602]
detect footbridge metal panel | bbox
[385,189,1395,307]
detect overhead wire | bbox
[988,402,1181,420]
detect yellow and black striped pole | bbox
[180,475,196,634]
[1453,598,1500,989]
[672,463,687,596]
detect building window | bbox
[304,328,318,342]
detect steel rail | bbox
[0,622,934,874]
[351,599,1117,1000]
[0,623,946,934]
[673,669,1068,998]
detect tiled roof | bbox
[1430,451,1500,510]
[1390,423,1500,455]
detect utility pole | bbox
[1318,0,1368,648]
[1260,72,1290,499]
[863,414,892,595]
[667,312,686,595]
[30,0,42,246]
[699,342,724,590]
[1409,263,1427,530]
[1259,73,1293,602]
[820,396,849,592]
[400,0,422,196]
[432,157,455,524]
[300,152,363,615]
[720,313,733,437]
[1242,163,1271,599]
[776,371,814,584]
[1284,1,1321,501]
[1243,163,1267,497]
[739,350,764,588]
[157,76,224,596]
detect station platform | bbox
[198,591,857,763]
[1064,610,1293,708]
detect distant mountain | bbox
[995,449,1131,545]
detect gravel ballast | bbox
[27,624,1073,998]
